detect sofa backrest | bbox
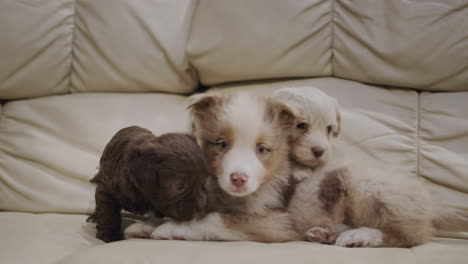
[0,0,197,99]
[1,0,467,97]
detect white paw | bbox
[124,222,158,239]
[150,221,194,240]
[335,227,383,247]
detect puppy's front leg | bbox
[94,185,122,242]
[150,213,250,241]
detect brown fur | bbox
[318,169,347,213]
[88,126,210,242]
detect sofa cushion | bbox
[1,212,466,264]
[187,0,333,85]
[0,0,73,99]
[59,236,468,264]
[72,0,197,94]
[0,0,197,99]
[419,92,468,211]
[334,0,468,92]
[0,93,191,213]
[0,212,102,264]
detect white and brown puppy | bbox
[271,87,341,183]
[272,87,468,248]
[125,92,300,242]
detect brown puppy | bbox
[88,126,209,242]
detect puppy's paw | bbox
[150,221,180,240]
[305,226,338,244]
[335,227,383,247]
[150,221,202,241]
[124,222,157,239]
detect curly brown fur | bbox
[88,126,210,242]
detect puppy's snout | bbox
[230,172,248,187]
[311,147,325,158]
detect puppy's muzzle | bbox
[311,147,325,158]
[230,172,248,187]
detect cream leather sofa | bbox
[1,1,467,263]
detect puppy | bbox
[125,92,300,242]
[272,87,468,247]
[271,87,341,182]
[88,126,209,242]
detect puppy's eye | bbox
[216,140,229,150]
[326,125,333,135]
[176,183,187,192]
[256,144,270,155]
[296,122,308,130]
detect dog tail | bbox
[432,207,468,232]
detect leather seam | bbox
[331,0,336,76]
[68,0,77,93]
[416,92,421,180]
[186,0,202,91]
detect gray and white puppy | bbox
[271,87,468,248]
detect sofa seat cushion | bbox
[1,212,467,264]
[0,212,102,264]
[59,235,468,264]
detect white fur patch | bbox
[150,213,249,241]
[124,222,159,239]
[220,146,263,196]
[335,227,383,247]
[217,94,268,197]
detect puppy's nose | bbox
[311,147,325,158]
[230,172,247,187]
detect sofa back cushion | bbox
[0,0,197,100]
[333,0,468,92]
[187,0,333,85]
[0,0,73,99]
[189,0,468,91]
[71,0,197,94]
[1,0,467,98]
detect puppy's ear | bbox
[268,90,299,129]
[266,98,296,129]
[333,100,342,137]
[124,143,160,188]
[187,93,225,121]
